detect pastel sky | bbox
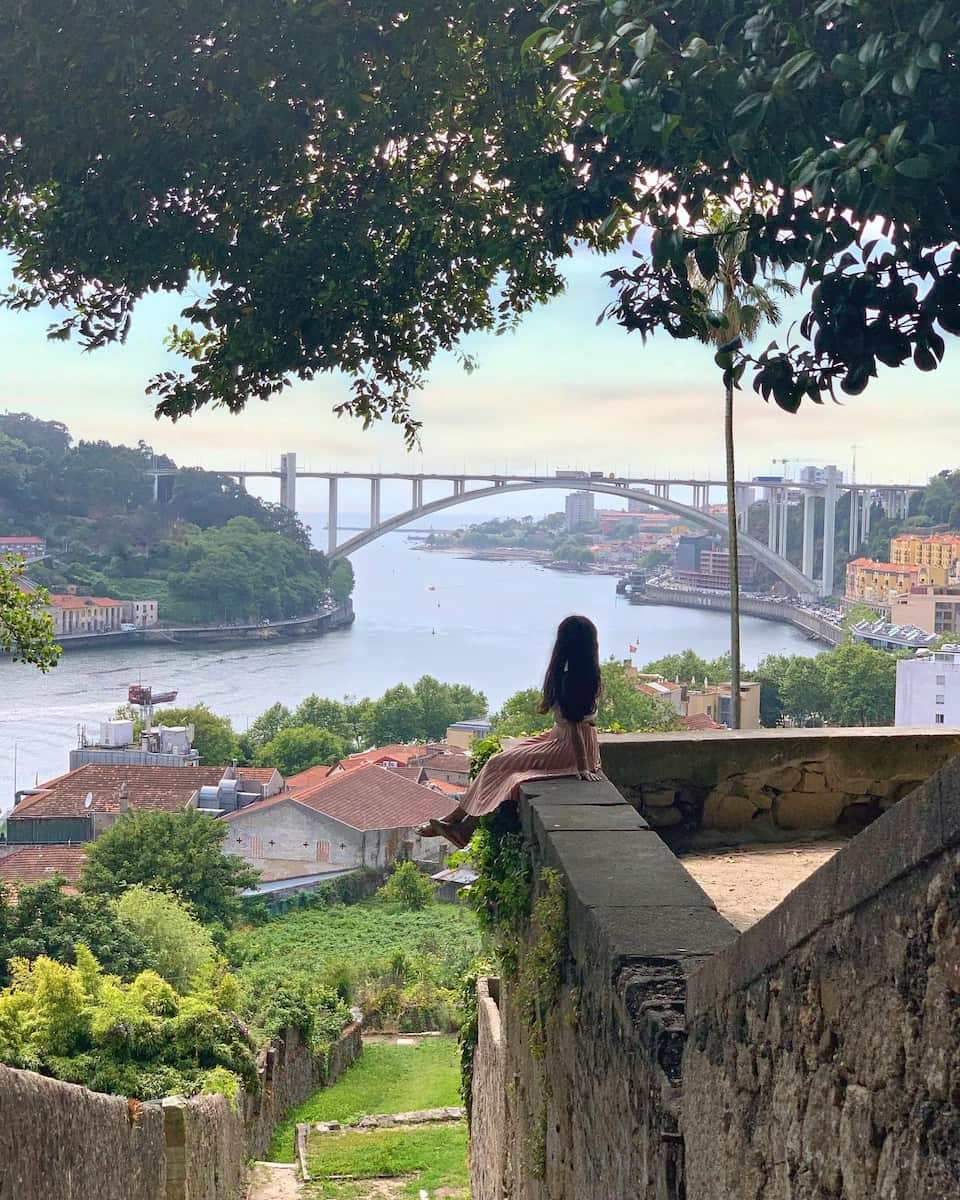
[1,239,957,518]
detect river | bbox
[0,521,818,804]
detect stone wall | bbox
[468,777,737,1200]
[244,1021,362,1159]
[163,1095,244,1200]
[601,727,960,839]
[0,1021,362,1200]
[469,977,505,1200]
[0,1065,166,1200]
[682,754,960,1199]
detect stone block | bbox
[579,903,738,971]
[643,788,678,807]
[760,764,803,793]
[543,828,714,911]
[797,770,827,793]
[773,790,847,829]
[644,805,683,829]
[532,802,649,842]
[703,792,758,830]
[834,774,944,917]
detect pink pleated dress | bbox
[459,708,602,817]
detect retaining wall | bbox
[469,733,960,1199]
[683,754,960,1198]
[0,1021,361,1200]
[469,777,737,1199]
[601,727,960,839]
[0,1066,166,1200]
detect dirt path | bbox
[680,839,845,931]
[246,1162,301,1200]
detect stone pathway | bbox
[246,1161,301,1200]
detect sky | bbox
[1,241,957,518]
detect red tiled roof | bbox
[0,846,88,885]
[45,593,124,608]
[678,713,725,731]
[413,750,471,774]
[226,765,450,831]
[12,765,277,820]
[848,558,920,573]
[426,779,467,796]
[0,536,44,544]
[286,763,338,793]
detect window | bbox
[936,713,946,725]
[936,695,945,705]
[316,840,330,862]
[250,836,264,858]
[937,675,946,686]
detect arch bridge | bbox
[151,456,924,598]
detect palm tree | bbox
[686,212,795,729]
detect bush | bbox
[114,887,216,992]
[377,861,436,911]
[0,948,256,1100]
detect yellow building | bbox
[890,533,960,583]
[684,681,761,730]
[845,557,934,602]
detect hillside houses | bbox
[223,764,452,881]
[6,764,283,845]
[1,745,465,893]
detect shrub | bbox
[377,861,436,911]
[114,887,216,991]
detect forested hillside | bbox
[0,412,352,623]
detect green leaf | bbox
[918,4,944,42]
[520,26,558,57]
[894,155,936,179]
[694,239,719,279]
[631,25,656,63]
[885,123,908,160]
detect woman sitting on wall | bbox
[418,614,604,847]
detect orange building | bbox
[845,557,933,603]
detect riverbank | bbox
[52,600,355,651]
[635,585,842,647]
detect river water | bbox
[0,521,817,805]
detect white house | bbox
[895,645,960,728]
[222,764,451,882]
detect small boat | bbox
[426,584,437,591]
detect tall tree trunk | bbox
[725,377,742,730]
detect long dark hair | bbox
[537,615,601,722]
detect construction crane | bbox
[127,684,178,734]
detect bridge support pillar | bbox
[861,494,872,541]
[280,452,297,513]
[848,490,859,554]
[453,479,465,497]
[802,493,816,579]
[412,478,423,507]
[236,475,247,495]
[328,477,338,557]
[821,476,838,597]
[767,490,777,549]
[778,487,789,557]
[369,478,381,528]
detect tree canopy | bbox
[0,1,599,442]
[1,3,957,430]
[0,558,60,670]
[254,726,346,776]
[79,808,260,924]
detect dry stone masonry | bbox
[601,727,960,838]
[469,733,960,1199]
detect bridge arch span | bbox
[331,479,818,595]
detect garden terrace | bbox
[469,729,960,1199]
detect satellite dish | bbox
[84,792,93,809]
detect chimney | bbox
[118,782,129,815]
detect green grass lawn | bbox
[269,1037,462,1162]
[305,1123,469,1199]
